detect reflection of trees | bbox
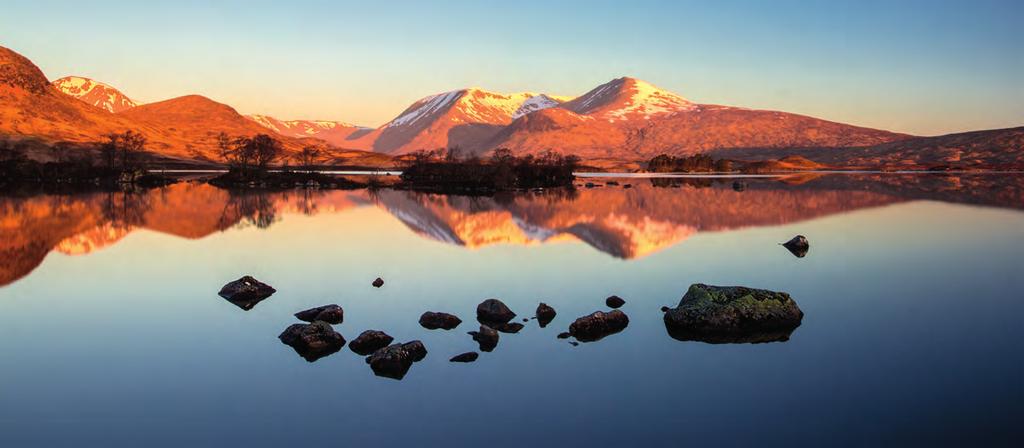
[220,192,279,230]
[101,190,152,230]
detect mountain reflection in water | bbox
[1,173,1021,287]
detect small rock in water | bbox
[523,318,529,322]
[605,295,626,309]
[569,310,630,342]
[732,181,747,192]
[372,277,384,288]
[660,306,670,312]
[294,304,344,324]
[492,322,524,334]
[663,283,804,344]
[365,340,427,380]
[536,303,557,328]
[556,332,571,339]
[349,330,394,356]
[476,298,516,324]
[623,184,633,189]
[279,321,346,362]
[449,352,479,363]
[569,341,579,346]
[781,235,810,258]
[419,311,463,330]
[606,180,620,186]
[218,275,276,310]
[468,325,500,352]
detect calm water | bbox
[1,173,1022,446]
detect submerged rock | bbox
[419,311,463,330]
[365,341,427,380]
[781,235,810,258]
[492,322,524,334]
[449,352,479,363]
[372,277,384,288]
[218,275,276,310]
[662,283,803,344]
[605,295,626,309]
[294,304,344,324]
[468,325,500,352]
[536,303,557,328]
[349,330,394,356]
[476,298,516,324]
[278,321,346,362]
[569,310,630,342]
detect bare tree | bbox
[296,144,324,172]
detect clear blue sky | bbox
[1,0,1021,134]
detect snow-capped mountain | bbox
[51,76,138,113]
[351,88,572,154]
[246,115,372,147]
[562,77,695,120]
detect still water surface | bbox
[1,173,1022,446]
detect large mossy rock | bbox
[663,284,803,343]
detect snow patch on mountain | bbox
[512,94,562,119]
[388,90,463,128]
[52,76,138,113]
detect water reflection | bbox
[1,173,1022,287]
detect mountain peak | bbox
[563,77,694,120]
[52,76,138,113]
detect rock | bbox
[349,330,394,356]
[605,295,626,309]
[536,303,557,328]
[523,318,529,322]
[732,181,747,192]
[468,325,499,352]
[569,341,579,346]
[365,340,428,380]
[569,310,630,342]
[218,275,276,310]
[278,321,346,362]
[492,322,524,334]
[585,182,595,188]
[781,235,810,258]
[419,311,462,330]
[557,332,571,339]
[623,184,633,189]
[660,306,670,312]
[476,298,516,324]
[449,352,479,363]
[372,277,384,288]
[663,283,803,344]
[294,304,344,324]
[606,180,620,186]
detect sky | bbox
[1,0,1021,135]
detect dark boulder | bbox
[536,303,557,328]
[294,304,344,324]
[450,352,479,363]
[781,235,809,258]
[218,275,276,310]
[569,310,630,342]
[663,283,803,344]
[372,277,384,288]
[365,341,427,380]
[468,325,499,352]
[278,321,346,362]
[732,181,747,192]
[419,311,463,330]
[349,330,394,356]
[477,298,516,324]
[557,332,571,339]
[605,295,626,309]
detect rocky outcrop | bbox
[294,304,344,324]
[278,321,346,362]
[419,311,463,330]
[365,341,427,380]
[349,330,394,356]
[218,275,276,310]
[477,298,516,324]
[662,283,803,343]
[568,310,630,342]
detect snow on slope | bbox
[564,77,695,120]
[512,94,565,119]
[247,114,367,136]
[51,76,138,113]
[386,89,571,129]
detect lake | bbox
[1,173,1022,446]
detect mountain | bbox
[488,77,911,160]
[347,88,572,155]
[246,115,372,147]
[51,76,138,113]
